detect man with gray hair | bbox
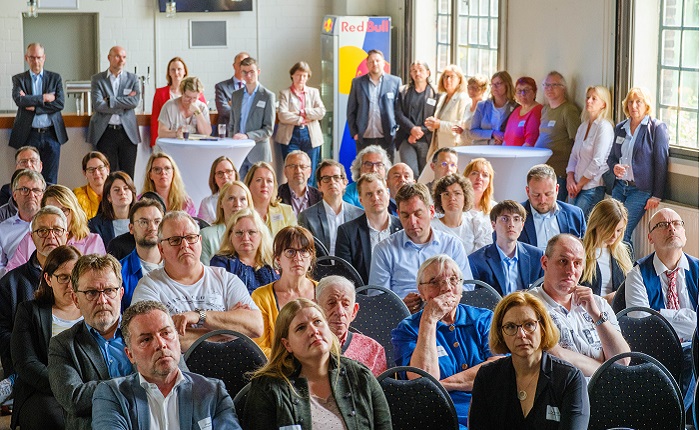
[0,146,44,209]
[131,211,263,350]
[343,144,391,208]
[92,300,242,429]
[278,150,322,215]
[316,276,387,376]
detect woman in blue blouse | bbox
[470,71,518,145]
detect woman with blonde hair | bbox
[197,156,239,224]
[141,151,196,215]
[7,185,105,271]
[463,158,496,224]
[243,298,392,430]
[210,207,278,293]
[581,199,633,304]
[200,181,252,265]
[424,64,470,160]
[157,76,212,139]
[470,71,518,145]
[244,161,296,237]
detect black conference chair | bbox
[311,255,364,287]
[353,285,410,366]
[616,306,683,384]
[692,327,698,379]
[460,279,501,311]
[233,382,251,420]
[611,282,627,314]
[313,236,329,257]
[184,329,267,397]
[193,216,210,229]
[588,351,684,430]
[377,366,459,430]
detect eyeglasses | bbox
[285,164,310,170]
[161,234,200,246]
[15,186,44,196]
[52,273,71,285]
[55,206,71,217]
[440,190,463,199]
[283,248,311,259]
[215,169,237,179]
[650,220,684,232]
[498,215,523,224]
[151,166,173,175]
[32,227,66,238]
[542,83,564,89]
[516,89,532,95]
[419,276,462,288]
[17,158,40,168]
[85,165,107,175]
[502,320,540,336]
[233,229,259,238]
[76,287,120,301]
[319,175,344,184]
[439,161,457,169]
[362,161,385,170]
[135,218,162,228]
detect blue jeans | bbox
[556,176,568,202]
[281,126,321,186]
[568,186,605,219]
[611,180,652,246]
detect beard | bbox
[136,235,159,248]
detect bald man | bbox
[87,45,141,178]
[387,162,414,216]
[215,51,250,126]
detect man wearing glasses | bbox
[10,43,67,185]
[131,211,263,350]
[278,151,322,215]
[424,148,459,192]
[49,253,133,430]
[469,200,544,296]
[343,145,391,208]
[0,146,44,210]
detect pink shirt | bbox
[6,232,106,271]
[503,104,543,146]
[343,332,387,376]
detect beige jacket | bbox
[275,86,326,148]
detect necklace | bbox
[517,370,538,401]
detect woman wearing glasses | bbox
[503,77,543,147]
[11,245,83,430]
[469,291,589,429]
[210,208,278,293]
[200,181,252,265]
[141,152,196,215]
[244,161,296,237]
[157,76,212,139]
[425,64,470,160]
[251,226,316,357]
[88,172,137,248]
[197,156,239,224]
[470,71,518,146]
[73,151,110,219]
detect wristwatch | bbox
[594,311,608,326]
[195,308,207,326]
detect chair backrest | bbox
[693,327,698,379]
[616,306,683,384]
[233,382,251,420]
[588,351,684,430]
[353,285,410,366]
[184,329,267,396]
[311,255,364,287]
[313,236,329,257]
[377,366,459,430]
[193,216,210,229]
[611,282,627,314]
[460,280,501,311]
[528,276,544,290]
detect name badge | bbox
[386,92,395,100]
[198,417,213,430]
[256,100,266,108]
[518,120,526,128]
[436,345,448,357]
[547,120,556,127]
[616,136,625,144]
[123,89,132,95]
[271,213,284,222]
[280,426,302,430]
[546,405,561,422]
[427,98,437,106]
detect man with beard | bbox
[49,254,133,430]
[92,300,241,430]
[529,234,629,377]
[120,198,164,309]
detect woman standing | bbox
[275,61,326,185]
[73,151,110,219]
[150,57,207,146]
[141,152,196,215]
[470,71,518,145]
[88,172,136,248]
[463,158,497,225]
[245,162,296,237]
[503,77,542,147]
[198,156,239,224]
[454,75,489,146]
[200,181,252,265]
[607,87,669,245]
[157,76,212,138]
[424,64,470,160]
[394,60,438,178]
[566,86,615,218]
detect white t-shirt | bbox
[132,265,258,316]
[430,211,492,255]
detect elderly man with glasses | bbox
[131,211,262,351]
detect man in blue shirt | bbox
[368,182,471,312]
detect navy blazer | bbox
[88,213,116,248]
[298,201,364,253]
[335,213,403,285]
[346,73,402,148]
[519,200,586,247]
[92,371,240,430]
[277,183,323,212]
[607,117,669,198]
[10,70,68,148]
[468,242,544,296]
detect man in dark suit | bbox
[10,43,67,184]
[299,160,363,256]
[229,56,275,179]
[336,172,402,284]
[469,200,544,296]
[87,46,141,179]
[48,254,133,430]
[214,51,249,127]
[278,150,322,215]
[519,164,586,249]
[92,300,241,430]
[346,49,402,161]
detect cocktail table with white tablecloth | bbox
[453,146,553,202]
[156,137,255,208]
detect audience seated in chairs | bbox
[197,155,238,224]
[88,171,136,249]
[244,161,296,237]
[0,146,43,211]
[200,181,252,265]
[73,151,110,219]
[343,145,391,208]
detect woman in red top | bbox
[503,77,543,146]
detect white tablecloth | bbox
[453,146,553,202]
[155,138,255,208]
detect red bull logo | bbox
[341,19,389,33]
[323,18,334,33]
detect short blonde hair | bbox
[622,87,653,117]
[489,291,560,354]
[179,76,204,94]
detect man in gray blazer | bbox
[10,43,67,184]
[87,46,141,179]
[229,57,275,179]
[92,300,241,430]
[299,160,363,255]
[49,254,133,430]
[214,51,249,126]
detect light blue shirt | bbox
[368,229,472,299]
[29,70,50,128]
[239,83,259,134]
[531,203,561,250]
[496,244,522,295]
[86,321,132,378]
[619,115,650,181]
